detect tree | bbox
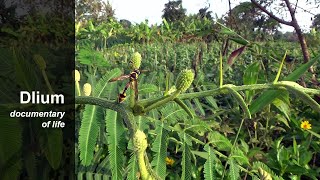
[120,19,132,29]
[198,6,213,20]
[225,2,280,39]
[76,0,114,23]
[311,14,320,30]
[251,0,318,85]
[251,0,310,62]
[162,0,186,23]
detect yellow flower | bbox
[165,157,175,166]
[301,120,312,130]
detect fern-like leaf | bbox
[201,86,219,110]
[203,144,217,180]
[79,105,103,165]
[77,48,109,67]
[106,109,125,180]
[138,83,158,94]
[252,161,284,180]
[79,69,121,166]
[160,103,187,124]
[228,159,240,180]
[0,114,22,180]
[181,132,192,180]
[151,121,168,179]
[126,153,139,180]
[93,68,121,98]
[43,129,63,169]
[188,89,206,116]
[207,131,233,151]
[136,116,149,132]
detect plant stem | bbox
[75,96,136,136]
[143,91,181,112]
[273,51,287,83]
[219,51,223,87]
[42,70,54,94]
[138,83,320,107]
[137,152,153,180]
[75,81,81,96]
[221,118,245,179]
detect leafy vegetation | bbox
[74,1,320,180]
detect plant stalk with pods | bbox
[76,49,320,179]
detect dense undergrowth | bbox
[75,19,320,180]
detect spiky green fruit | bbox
[33,54,46,70]
[133,130,147,153]
[130,52,142,69]
[83,83,92,96]
[176,69,194,92]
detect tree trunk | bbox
[294,25,310,63]
[292,16,316,84]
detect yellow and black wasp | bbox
[111,69,141,103]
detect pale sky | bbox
[109,0,318,32]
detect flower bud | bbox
[33,54,46,70]
[133,130,147,153]
[73,70,80,82]
[130,52,142,70]
[176,69,194,92]
[83,83,92,96]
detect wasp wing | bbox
[109,74,130,82]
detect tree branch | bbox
[284,0,296,19]
[251,0,293,26]
[293,0,299,14]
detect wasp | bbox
[111,69,141,103]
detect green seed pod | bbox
[133,130,148,153]
[83,83,92,96]
[176,69,194,92]
[130,52,142,69]
[33,54,46,70]
[73,70,80,82]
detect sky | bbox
[108,0,318,32]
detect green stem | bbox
[219,51,223,88]
[273,51,287,83]
[137,152,154,180]
[221,118,245,179]
[75,81,81,96]
[138,83,320,106]
[174,98,194,119]
[307,134,313,149]
[143,90,181,113]
[264,105,270,138]
[138,95,169,107]
[42,70,54,94]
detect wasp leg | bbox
[133,80,139,101]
